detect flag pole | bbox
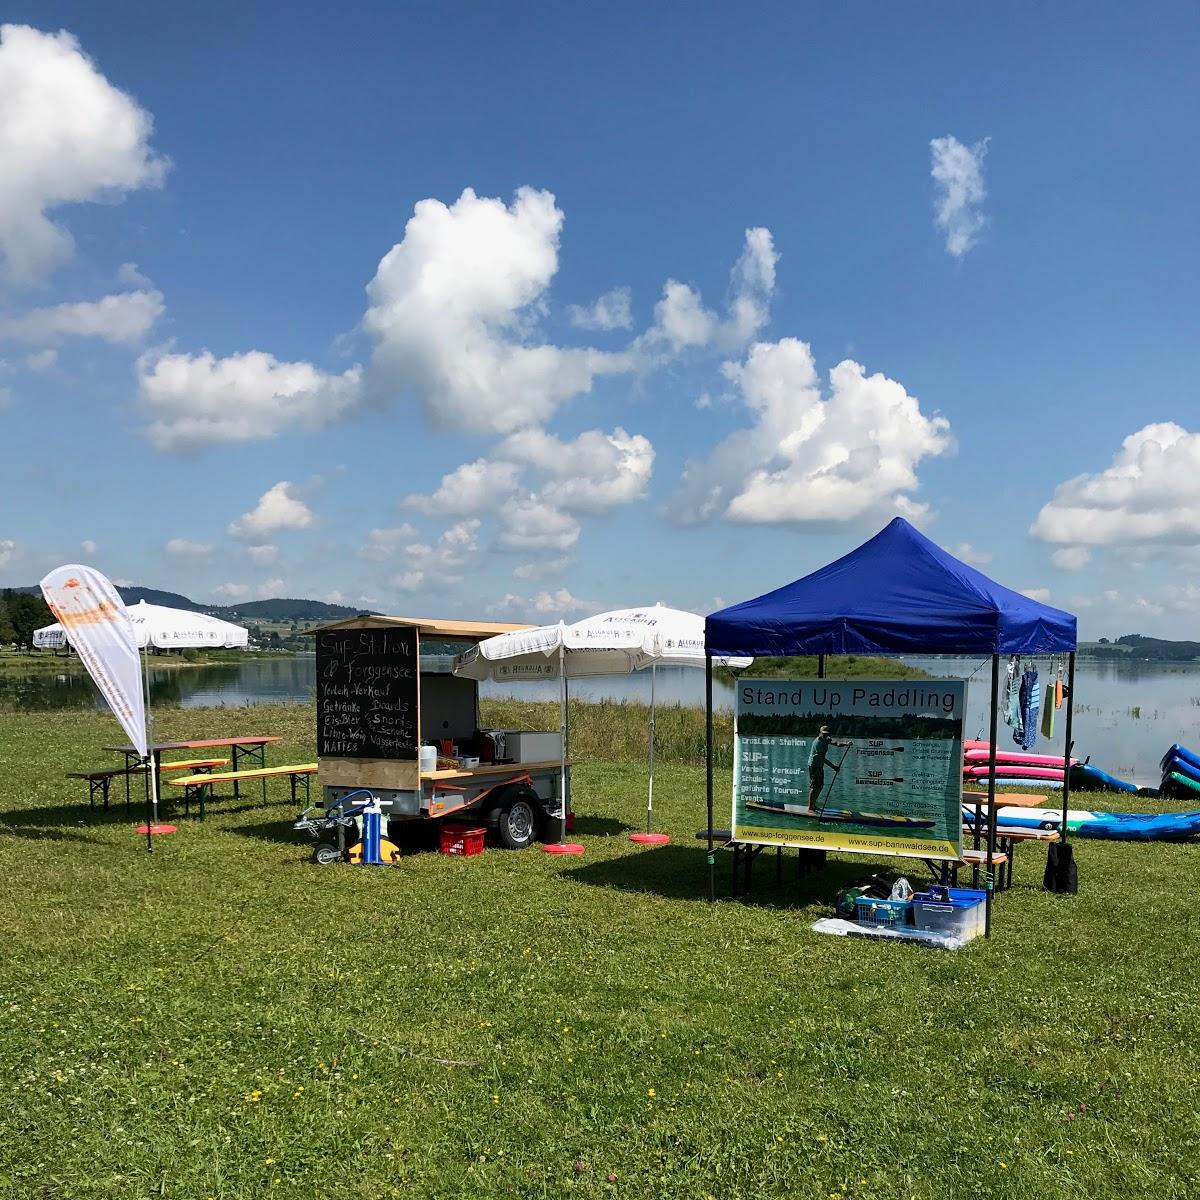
[141,641,157,851]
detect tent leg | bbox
[705,654,715,903]
[1048,652,1079,895]
[141,643,155,852]
[817,654,826,680]
[558,642,566,845]
[984,654,1000,937]
[647,663,656,832]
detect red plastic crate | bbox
[439,823,486,857]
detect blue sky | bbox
[2,2,1199,636]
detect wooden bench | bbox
[167,763,317,819]
[68,758,229,812]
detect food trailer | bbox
[308,615,571,853]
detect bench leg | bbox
[102,776,110,814]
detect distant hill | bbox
[215,598,364,621]
[10,585,369,623]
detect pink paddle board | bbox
[964,764,1065,781]
[964,748,1078,767]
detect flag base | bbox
[629,832,670,845]
[543,842,585,856]
[137,824,177,835]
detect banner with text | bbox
[733,679,964,860]
[40,564,147,758]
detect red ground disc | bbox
[542,842,585,855]
[629,832,671,845]
[136,824,177,835]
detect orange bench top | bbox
[167,763,317,788]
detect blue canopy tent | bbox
[703,518,1079,930]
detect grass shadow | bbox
[571,813,634,837]
[561,843,891,911]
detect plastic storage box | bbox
[854,897,913,928]
[438,824,486,857]
[912,887,985,940]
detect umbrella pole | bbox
[647,662,656,832]
[705,654,715,902]
[558,641,566,844]
[984,653,1000,937]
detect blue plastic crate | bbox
[912,888,985,939]
[854,897,912,928]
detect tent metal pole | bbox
[817,653,826,680]
[984,653,1000,937]
[1060,652,1076,846]
[558,640,566,845]
[705,654,715,903]
[646,662,656,833]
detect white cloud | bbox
[363,186,633,435]
[1020,588,1051,602]
[116,261,152,288]
[491,587,598,618]
[1052,546,1091,570]
[80,539,97,555]
[390,519,480,592]
[930,135,988,258]
[227,482,313,540]
[1031,424,1200,546]
[256,577,285,599]
[214,582,250,600]
[951,542,992,567]
[499,427,654,514]
[137,350,363,452]
[513,555,572,580]
[357,524,419,561]
[0,290,163,344]
[644,227,778,353]
[245,544,279,566]
[667,338,952,527]
[496,496,580,552]
[164,537,214,559]
[0,538,16,567]
[567,286,633,331]
[403,459,520,516]
[24,349,56,372]
[0,25,167,284]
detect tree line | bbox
[0,589,53,649]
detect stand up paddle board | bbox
[963,803,1200,841]
[746,801,934,829]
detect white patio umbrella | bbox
[454,605,751,842]
[35,601,249,650]
[35,601,250,823]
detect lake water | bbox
[5,652,1199,785]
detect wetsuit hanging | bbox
[1003,656,1022,731]
[1015,664,1040,750]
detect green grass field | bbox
[1,702,1197,1199]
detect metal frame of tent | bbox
[702,518,1079,936]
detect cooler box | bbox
[912,887,985,940]
[505,731,562,763]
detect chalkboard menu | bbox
[316,626,418,760]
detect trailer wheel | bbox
[497,796,538,851]
[312,842,342,866]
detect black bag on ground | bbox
[1044,841,1078,894]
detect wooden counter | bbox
[422,760,567,782]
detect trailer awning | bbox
[304,614,533,641]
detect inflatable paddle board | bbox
[963,803,1200,841]
[1160,755,1200,785]
[745,802,934,829]
[1162,771,1200,798]
[963,748,1078,767]
[1068,762,1138,793]
[968,776,1062,789]
[1161,744,1200,772]
[965,764,1064,781]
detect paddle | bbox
[817,741,855,818]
